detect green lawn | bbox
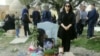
[72,29,100,52]
[0,28,4,36]
[0,29,13,48]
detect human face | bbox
[90,4,95,10]
[65,3,70,11]
[81,6,86,11]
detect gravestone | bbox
[94,27,100,32]
[37,21,59,43]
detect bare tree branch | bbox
[74,0,83,7]
[69,0,73,2]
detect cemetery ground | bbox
[0,28,100,56]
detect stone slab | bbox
[94,27,100,32]
[10,37,29,44]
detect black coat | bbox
[32,11,41,25]
[58,12,77,40]
[2,16,15,31]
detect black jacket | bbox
[58,12,77,40]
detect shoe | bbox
[15,36,19,38]
[92,37,96,38]
[25,35,29,38]
[89,37,96,40]
[27,35,30,38]
[87,36,91,39]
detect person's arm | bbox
[38,11,41,21]
[64,13,75,30]
[58,12,63,25]
[48,11,52,21]
[32,11,35,20]
[61,23,72,30]
[61,23,65,29]
[88,9,96,20]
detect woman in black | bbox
[58,2,77,53]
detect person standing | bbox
[32,6,41,26]
[15,16,21,38]
[87,3,98,39]
[9,14,15,30]
[58,2,77,54]
[50,7,58,23]
[41,5,52,22]
[76,5,87,35]
[22,5,31,37]
[2,14,10,31]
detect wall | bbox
[0,5,9,20]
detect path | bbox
[9,26,30,44]
[71,46,100,56]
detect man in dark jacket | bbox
[32,7,41,26]
[22,5,31,37]
[87,3,97,39]
[41,5,52,22]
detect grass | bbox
[0,36,14,47]
[0,26,100,53]
[0,28,4,36]
[72,29,100,52]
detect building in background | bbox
[0,5,9,20]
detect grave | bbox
[37,21,59,44]
[10,26,29,44]
[10,37,28,44]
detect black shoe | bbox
[87,36,91,39]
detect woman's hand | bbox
[64,26,70,31]
[65,24,72,30]
[61,23,72,31]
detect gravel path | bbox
[71,46,100,56]
[0,45,100,56]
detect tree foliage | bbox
[19,0,100,11]
[19,0,33,5]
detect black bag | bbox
[96,11,99,20]
[97,20,100,26]
[22,14,30,23]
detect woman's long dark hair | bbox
[62,2,73,13]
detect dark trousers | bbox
[62,38,71,52]
[23,23,31,36]
[77,20,84,35]
[33,20,40,26]
[33,20,38,26]
[87,22,95,37]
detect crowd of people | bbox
[0,2,99,55]
[76,3,99,39]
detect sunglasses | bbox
[65,5,70,7]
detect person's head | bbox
[63,2,73,13]
[91,3,95,9]
[11,14,15,18]
[44,5,49,11]
[82,5,86,11]
[79,4,83,10]
[5,14,10,18]
[26,5,30,9]
[34,6,39,11]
